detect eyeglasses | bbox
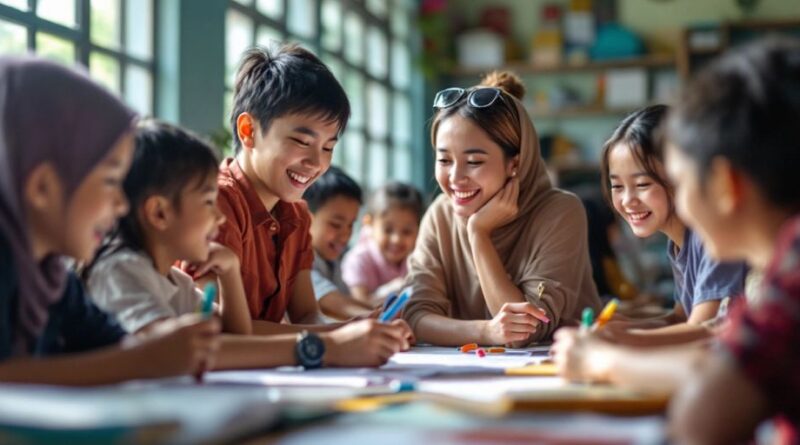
[432,87,503,109]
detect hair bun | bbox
[479,71,525,100]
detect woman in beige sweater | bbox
[403,72,601,346]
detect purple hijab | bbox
[0,57,135,349]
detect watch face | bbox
[298,333,325,367]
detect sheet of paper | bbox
[0,383,281,445]
[417,376,566,403]
[384,346,548,372]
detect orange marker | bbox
[594,298,619,330]
[487,347,506,354]
[460,343,479,353]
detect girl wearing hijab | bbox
[403,71,601,346]
[0,57,219,385]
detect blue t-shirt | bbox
[666,228,747,316]
[0,233,126,361]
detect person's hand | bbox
[323,319,415,367]
[136,314,221,378]
[481,301,549,346]
[551,327,614,383]
[187,242,240,279]
[467,177,519,236]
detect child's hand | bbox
[482,301,548,346]
[188,242,240,279]
[140,313,221,377]
[551,327,613,383]
[323,319,415,367]
[467,177,519,236]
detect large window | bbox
[0,0,156,115]
[225,0,418,188]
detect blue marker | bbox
[379,287,411,323]
[200,283,216,319]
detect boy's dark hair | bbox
[368,182,425,222]
[600,104,672,209]
[304,166,362,213]
[82,119,219,280]
[230,43,350,153]
[668,37,800,212]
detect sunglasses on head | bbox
[432,87,503,109]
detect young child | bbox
[199,43,415,347]
[402,71,601,346]
[342,182,424,306]
[0,57,218,385]
[597,104,747,346]
[87,120,412,368]
[553,38,800,444]
[304,166,376,320]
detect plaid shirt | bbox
[722,215,800,444]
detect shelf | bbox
[529,105,638,119]
[449,54,676,77]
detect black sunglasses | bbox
[432,87,503,109]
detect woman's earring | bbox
[511,170,517,177]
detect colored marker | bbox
[379,287,411,322]
[487,347,506,354]
[200,283,216,319]
[580,307,594,334]
[593,299,618,330]
[476,348,486,358]
[460,343,479,353]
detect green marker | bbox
[200,283,216,319]
[580,307,594,333]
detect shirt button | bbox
[270,224,278,232]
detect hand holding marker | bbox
[195,283,216,383]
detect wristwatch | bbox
[295,330,325,369]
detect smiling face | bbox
[370,207,419,265]
[434,114,516,218]
[608,143,673,239]
[244,113,341,208]
[309,195,361,261]
[62,132,134,261]
[161,172,226,263]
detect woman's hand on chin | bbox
[467,177,519,237]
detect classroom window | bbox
[0,0,157,115]
[224,0,419,188]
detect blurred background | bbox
[1,0,798,300]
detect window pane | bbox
[226,9,253,87]
[366,26,387,79]
[37,0,76,28]
[366,0,387,19]
[256,25,281,48]
[342,131,364,183]
[35,32,75,64]
[90,51,120,93]
[256,0,282,19]
[393,145,412,182]
[0,20,27,55]
[320,0,341,51]
[391,2,409,38]
[368,141,388,189]
[343,70,364,129]
[366,82,388,139]
[287,0,316,39]
[392,93,411,145]
[343,12,363,66]
[126,0,153,60]
[223,89,234,129]
[390,39,410,88]
[91,0,121,49]
[0,0,27,11]
[124,64,152,115]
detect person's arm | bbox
[669,354,768,445]
[552,327,710,394]
[318,291,375,320]
[413,313,491,345]
[0,315,220,386]
[286,270,326,325]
